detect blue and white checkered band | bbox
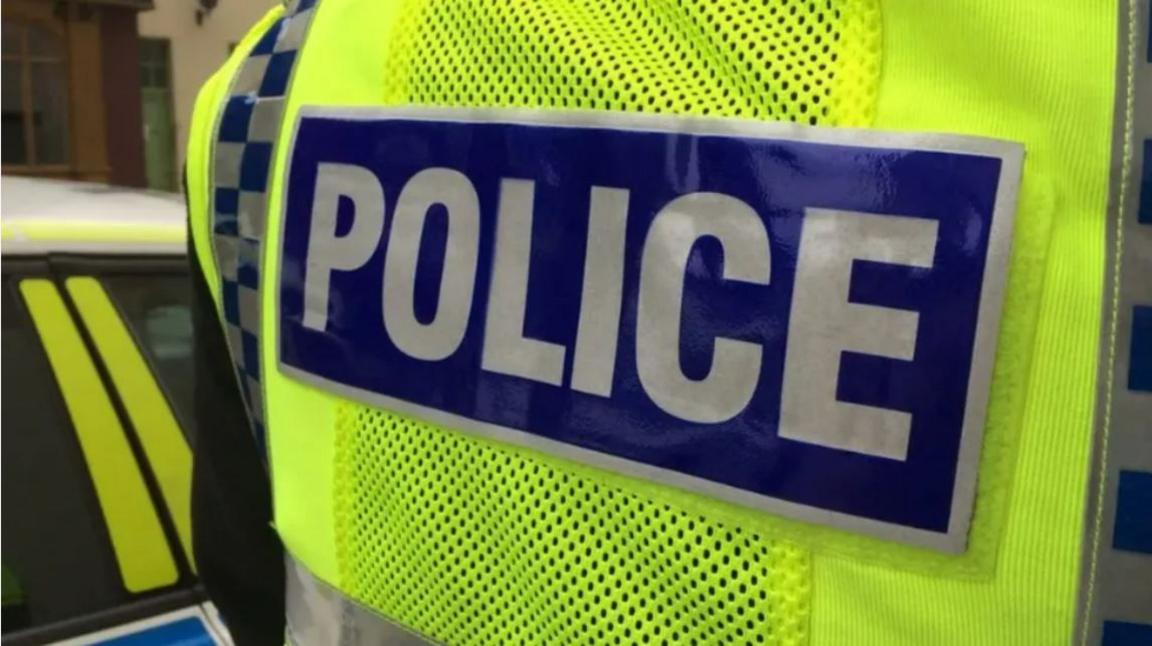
[210,0,319,455]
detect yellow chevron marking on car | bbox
[19,279,179,592]
[66,276,196,572]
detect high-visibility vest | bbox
[186,1,1151,643]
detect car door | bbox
[1,253,228,645]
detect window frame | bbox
[138,37,173,91]
[1,15,72,171]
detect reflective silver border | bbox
[286,554,438,646]
[1078,0,1152,643]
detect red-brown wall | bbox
[100,7,146,188]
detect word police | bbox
[280,112,1014,542]
[298,159,939,462]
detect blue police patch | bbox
[277,108,1022,552]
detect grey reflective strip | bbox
[1078,0,1152,643]
[285,556,438,646]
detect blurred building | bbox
[2,1,276,192]
[3,0,153,187]
[138,0,278,191]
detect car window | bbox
[100,275,195,442]
[0,270,128,633]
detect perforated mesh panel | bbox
[383,0,880,126]
[334,1,882,643]
[336,407,811,645]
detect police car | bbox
[1,177,230,644]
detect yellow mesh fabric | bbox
[333,1,880,644]
[336,407,811,645]
[384,0,880,126]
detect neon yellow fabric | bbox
[266,2,885,643]
[262,0,410,587]
[336,407,811,645]
[271,0,1012,593]
[182,0,1117,642]
[187,71,226,302]
[66,276,196,571]
[813,1,1115,643]
[383,0,880,126]
[20,279,179,593]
